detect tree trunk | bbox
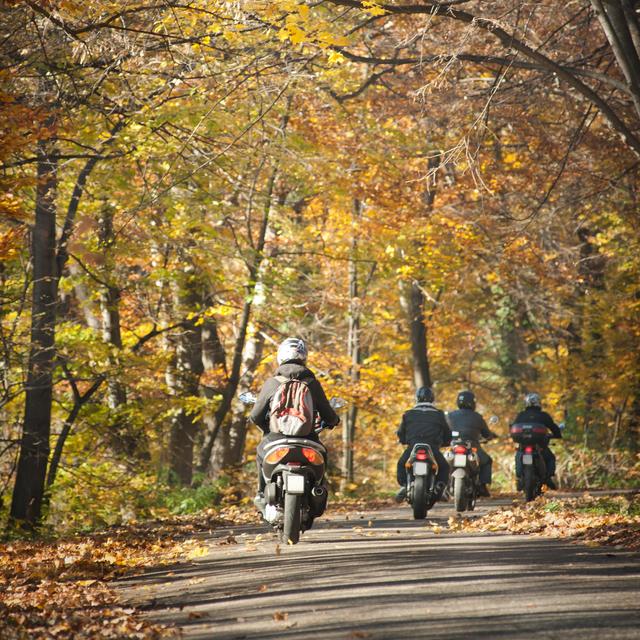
[399,154,441,391]
[168,278,204,486]
[404,281,432,390]
[591,0,640,118]
[341,199,362,489]
[566,226,607,445]
[10,132,58,527]
[209,329,265,474]
[68,260,101,331]
[197,167,277,475]
[97,203,144,458]
[197,102,291,476]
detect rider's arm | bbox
[479,415,496,440]
[440,412,452,447]
[542,412,562,439]
[396,414,407,445]
[309,379,340,427]
[249,379,278,433]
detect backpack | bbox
[269,375,315,436]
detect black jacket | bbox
[446,408,494,445]
[249,361,340,434]
[512,407,562,439]
[397,403,452,448]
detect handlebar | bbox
[314,421,336,434]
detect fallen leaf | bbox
[188,611,207,619]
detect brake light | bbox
[453,445,467,454]
[265,447,290,464]
[415,449,428,461]
[302,448,323,465]
[524,446,534,454]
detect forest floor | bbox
[1,491,639,639]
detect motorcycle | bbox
[239,391,344,544]
[509,423,549,502]
[444,431,480,513]
[402,443,439,520]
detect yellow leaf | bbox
[362,1,388,16]
[288,25,306,44]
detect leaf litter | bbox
[448,493,640,550]
[0,507,260,639]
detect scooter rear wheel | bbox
[523,465,537,502]
[412,475,428,520]
[282,492,301,544]
[454,475,467,512]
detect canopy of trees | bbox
[1,0,639,531]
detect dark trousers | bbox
[477,447,493,485]
[515,446,556,478]
[256,431,322,493]
[397,445,449,498]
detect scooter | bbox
[402,443,438,520]
[239,392,344,544]
[444,431,480,513]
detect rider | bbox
[249,338,340,509]
[512,392,562,490]
[446,390,498,497]
[395,386,451,502]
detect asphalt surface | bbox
[118,496,640,639]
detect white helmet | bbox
[524,392,542,408]
[277,338,308,365]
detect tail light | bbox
[302,448,323,465]
[415,449,428,461]
[524,446,534,454]
[453,445,467,454]
[265,447,290,464]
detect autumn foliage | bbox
[0,1,638,538]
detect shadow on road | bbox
[117,500,640,640]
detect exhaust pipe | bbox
[310,485,328,516]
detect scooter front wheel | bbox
[282,491,301,544]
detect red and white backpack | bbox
[268,375,314,436]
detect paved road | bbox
[118,497,640,639]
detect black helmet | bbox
[457,390,476,410]
[524,392,541,408]
[415,386,434,403]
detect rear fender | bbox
[452,468,467,479]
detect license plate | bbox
[284,473,305,494]
[522,454,533,465]
[413,461,428,476]
[454,454,467,467]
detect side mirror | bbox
[330,397,346,409]
[238,391,257,405]
[559,422,566,431]
[489,415,499,425]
